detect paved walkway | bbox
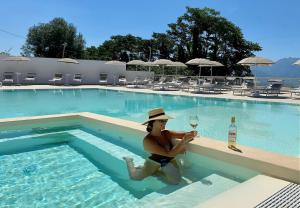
[1,85,300,105]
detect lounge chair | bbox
[260,83,282,96]
[2,72,14,85]
[290,86,300,98]
[133,76,143,86]
[24,73,36,84]
[153,76,176,90]
[118,75,127,86]
[126,76,146,88]
[190,80,221,94]
[73,74,82,85]
[49,73,63,85]
[142,77,153,87]
[99,73,108,85]
[232,82,254,96]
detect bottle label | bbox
[228,131,236,146]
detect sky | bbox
[0,0,299,61]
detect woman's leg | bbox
[160,161,182,184]
[123,157,160,180]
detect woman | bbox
[123,108,197,184]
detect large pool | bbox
[0,89,299,156]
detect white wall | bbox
[0,57,153,85]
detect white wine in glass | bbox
[189,115,199,131]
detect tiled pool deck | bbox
[1,85,300,105]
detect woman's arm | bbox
[165,130,197,140]
[143,137,188,158]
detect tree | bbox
[21,18,85,59]
[84,46,100,60]
[0,51,10,56]
[151,33,175,60]
[97,34,144,61]
[167,7,261,76]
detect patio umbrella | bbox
[105,60,126,66]
[126,60,146,71]
[57,58,79,64]
[186,58,213,77]
[144,61,159,72]
[293,59,300,66]
[153,59,173,75]
[209,61,224,76]
[3,56,31,85]
[166,61,187,76]
[57,58,79,85]
[3,56,31,61]
[237,56,274,88]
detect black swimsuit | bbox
[148,133,174,167]
[149,154,173,167]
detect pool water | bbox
[0,89,299,156]
[0,144,137,207]
[0,127,255,207]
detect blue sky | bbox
[0,0,299,61]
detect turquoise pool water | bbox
[0,127,253,207]
[0,89,299,156]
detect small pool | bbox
[0,88,299,156]
[0,126,257,207]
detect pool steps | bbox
[123,174,239,208]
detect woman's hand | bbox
[183,131,197,142]
[183,133,194,143]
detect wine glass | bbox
[179,115,199,168]
[189,115,199,131]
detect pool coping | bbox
[196,175,291,208]
[0,112,299,184]
[1,85,300,105]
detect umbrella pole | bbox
[199,66,202,78]
[210,66,213,83]
[254,65,257,89]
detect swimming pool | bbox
[0,125,256,207]
[0,89,299,156]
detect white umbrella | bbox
[105,60,126,66]
[126,60,146,71]
[3,56,31,85]
[293,59,300,66]
[166,61,187,76]
[3,56,31,61]
[144,61,159,73]
[153,59,173,75]
[238,56,274,89]
[57,58,79,64]
[209,61,224,76]
[237,57,273,66]
[186,58,213,77]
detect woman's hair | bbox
[146,120,154,132]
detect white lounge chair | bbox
[118,75,127,86]
[260,83,282,97]
[232,82,254,96]
[24,73,36,84]
[2,72,14,85]
[73,74,82,85]
[99,73,108,85]
[290,86,300,98]
[49,73,63,85]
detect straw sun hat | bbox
[142,108,173,125]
